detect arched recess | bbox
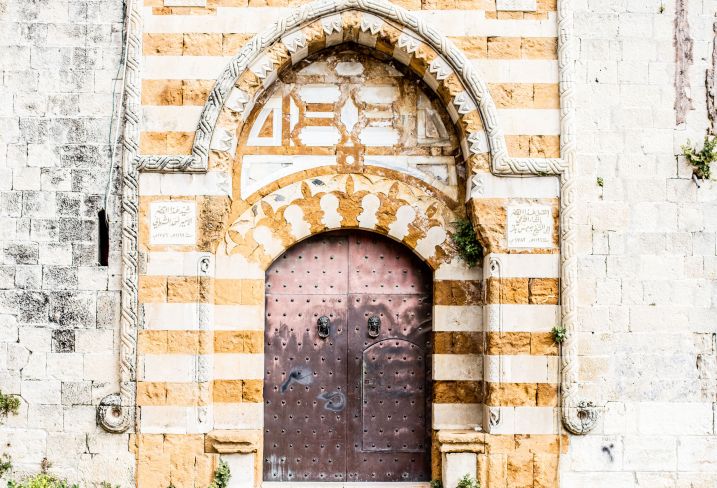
[213,173,484,483]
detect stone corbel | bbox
[562,400,600,435]
[437,431,484,488]
[436,430,485,454]
[205,430,262,454]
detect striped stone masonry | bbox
[129,0,565,486]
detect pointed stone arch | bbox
[136,0,565,177]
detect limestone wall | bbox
[0,0,716,487]
[0,0,135,484]
[562,0,717,486]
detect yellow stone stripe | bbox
[484,382,558,407]
[485,331,557,355]
[140,80,558,108]
[213,330,263,353]
[143,32,254,56]
[142,0,556,12]
[142,33,557,59]
[485,277,559,305]
[137,381,211,406]
[505,135,560,158]
[138,276,265,305]
[212,379,263,403]
[138,330,213,354]
[140,131,561,159]
[433,380,483,404]
[434,280,483,306]
[434,331,483,354]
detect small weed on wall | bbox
[682,135,716,180]
[0,391,20,418]
[451,219,483,268]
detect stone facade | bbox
[0,0,716,488]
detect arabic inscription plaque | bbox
[150,201,197,245]
[507,205,553,248]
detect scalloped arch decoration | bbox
[136,0,566,176]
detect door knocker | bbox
[317,316,330,338]
[367,315,381,338]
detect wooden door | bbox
[263,231,432,483]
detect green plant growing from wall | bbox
[456,474,480,488]
[7,474,79,488]
[451,218,483,268]
[430,480,443,488]
[681,135,716,180]
[208,460,231,488]
[0,391,20,419]
[596,177,604,187]
[551,325,567,344]
[0,454,12,478]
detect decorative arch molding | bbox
[135,0,565,176]
[104,0,599,437]
[222,173,461,272]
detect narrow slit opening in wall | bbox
[98,209,109,266]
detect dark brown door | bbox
[264,231,432,483]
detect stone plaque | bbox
[507,205,553,248]
[496,0,537,11]
[150,201,196,245]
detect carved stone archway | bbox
[104,0,598,443]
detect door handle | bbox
[367,315,381,338]
[317,316,330,338]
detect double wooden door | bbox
[263,231,432,483]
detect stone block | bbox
[61,381,92,406]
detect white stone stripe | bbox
[140,405,213,434]
[141,353,264,381]
[214,353,264,380]
[144,251,212,276]
[485,406,558,434]
[213,402,263,430]
[474,59,558,83]
[472,173,559,199]
[141,104,559,136]
[484,355,559,384]
[142,105,204,131]
[143,7,557,36]
[433,305,482,332]
[142,303,209,330]
[214,245,265,279]
[141,354,201,381]
[484,253,560,278]
[433,403,482,430]
[142,56,558,84]
[433,354,482,381]
[434,259,483,281]
[142,303,266,330]
[214,305,264,330]
[139,171,232,196]
[484,304,559,332]
[498,109,560,135]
